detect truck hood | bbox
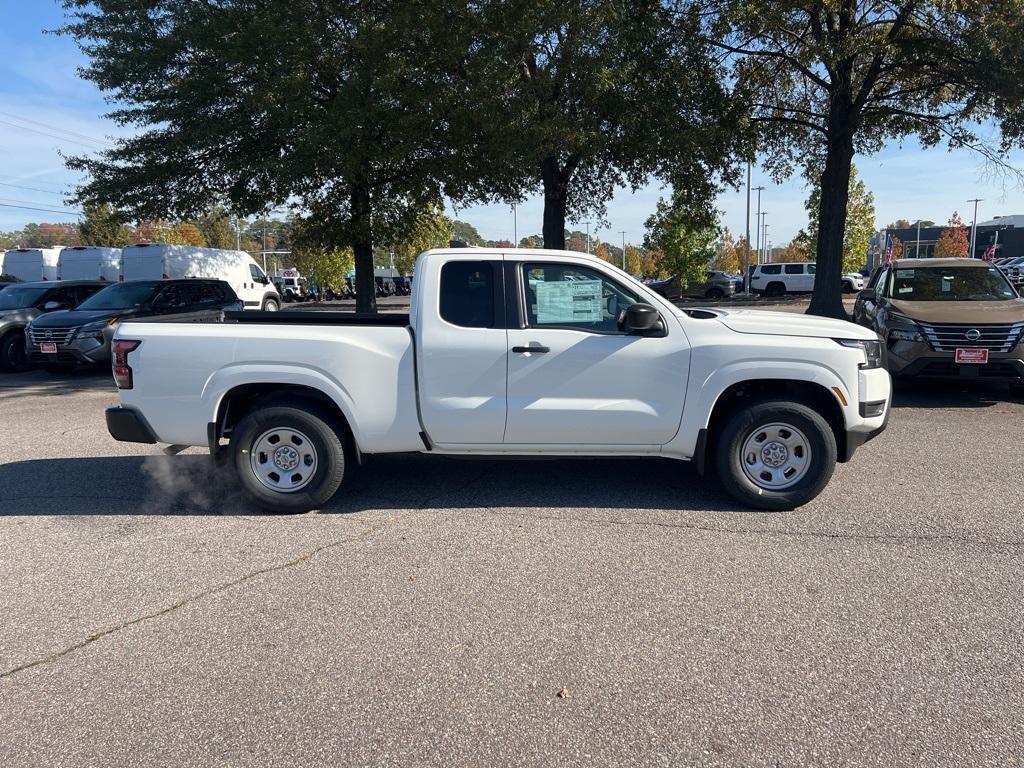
[888,298,1024,324]
[711,308,876,340]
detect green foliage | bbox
[290,217,355,289]
[387,203,454,275]
[451,220,484,246]
[198,208,237,249]
[805,165,876,273]
[78,203,130,246]
[643,198,719,284]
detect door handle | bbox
[512,346,549,354]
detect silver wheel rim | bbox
[265,301,278,312]
[740,422,812,491]
[249,427,318,493]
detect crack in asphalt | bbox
[0,522,381,681]
[470,506,1024,551]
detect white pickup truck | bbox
[106,248,891,512]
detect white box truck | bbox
[58,246,122,283]
[120,243,281,310]
[3,247,62,282]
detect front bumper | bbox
[106,407,158,444]
[27,333,113,366]
[885,338,1024,381]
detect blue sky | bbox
[2,0,1023,248]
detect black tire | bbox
[842,281,854,294]
[714,399,837,511]
[261,297,280,312]
[765,282,786,298]
[0,331,30,373]
[231,402,347,513]
[704,287,726,300]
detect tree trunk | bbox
[808,114,855,320]
[351,184,376,314]
[541,156,568,250]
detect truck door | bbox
[504,261,689,446]
[416,258,508,444]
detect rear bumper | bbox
[106,406,158,444]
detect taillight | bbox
[112,339,141,389]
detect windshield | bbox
[887,266,1016,301]
[0,286,48,310]
[77,282,158,310]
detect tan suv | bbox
[853,258,1024,393]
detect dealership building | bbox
[868,215,1024,268]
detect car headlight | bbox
[76,317,119,338]
[836,338,882,369]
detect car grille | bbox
[918,322,1024,353]
[27,326,78,347]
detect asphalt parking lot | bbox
[2,362,1023,765]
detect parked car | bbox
[0,281,105,372]
[273,269,307,302]
[648,270,737,301]
[996,256,1024,288]
[26,278,242,373]
[57,246,122,282]
[105,248,890,514]
[2,247,61,282]
[751,262,865,297]
[853,258,1024,392]
[121,243,280,311]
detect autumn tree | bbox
[387,203,455,275]
[477,0,748,249]
[776,232,812,263]
[78,203,130,246]
[198,208,237,249]
[698,0,1024,317]
[709,229,742,273]
[933,211,970,258]
[805,165,876,273]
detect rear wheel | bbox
[231,403,347,513]
[765,282,786,298]
[704,287,726,300]
[0,332,30,373]
[714,400,837,511]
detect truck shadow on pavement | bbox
[0,453,749,517]
[891,379,1024,409]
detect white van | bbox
[2,247,62,282]
[120,243,280,310]
[58,246,122,282]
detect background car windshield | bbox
[0,286,48,310]
[77,282,158,310]
[887,267,1015,301]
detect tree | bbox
[78,203,130,246]
[701,1,1024,317]
[776,232,812,263]
[198,208,237,249]
[805,165,876,273]
[710,229,742,273]
[644,197,718,285]
[933,211,970,258]
[451,220,484,246]
[388,203,455,275]
[61,0,487,312]
[173,222,207,247]
[593,243,612,263]
[477,0,748,249]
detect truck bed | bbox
[225,311,409,327]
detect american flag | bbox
[884,233,894,264]
[982,244,996,261]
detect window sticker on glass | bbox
[898,287,913,294]
[535,279,604,324]
[896,269,915,278]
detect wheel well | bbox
[703,379,850,467]
[766,281,785,291]
[214,383,359,459]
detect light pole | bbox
[744,162,752,293]
[620,230,627,271]
[512,202,518,247]
[968,198,982,258]
[915,219,922,258]
[758,212,767,263]
[762,225,770,262]
[753,186,765,269]
[585,221,591,255]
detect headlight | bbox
[888,328,924,343]
[76,317,119,337]
[836,338,882,369]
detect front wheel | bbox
[0,332,30,373]
[705,287,725,300]
[261,297,280,312]
[232,403,347,513]
[714,400,837,511]
[764,283,786,298]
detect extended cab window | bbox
[440,261,496,328]
[760,264,781,275]
[521,263,637,334]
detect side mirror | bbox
[860,288,877,302]
[624,303,660,332]
[43,301,65,311]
